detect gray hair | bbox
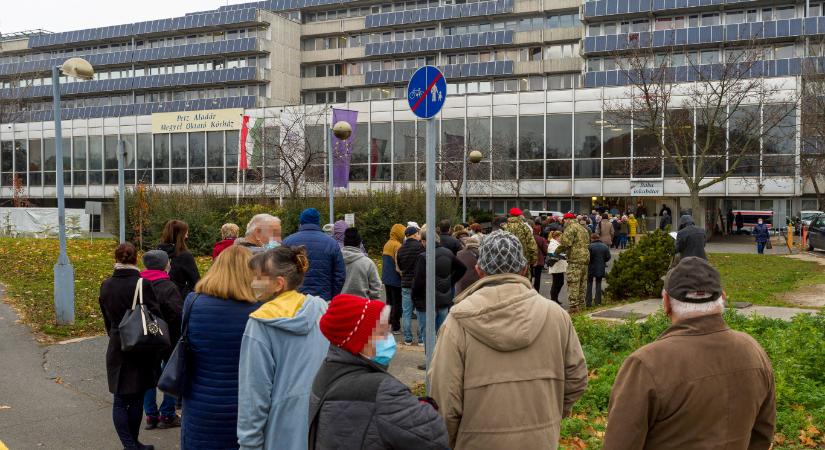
[420,227,441,244]
[666,295,726,319]
[246,214,281,237]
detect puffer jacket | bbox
[429,274,588,450]
[283,224,346,301]
[412,245,467,310]
[396,238,424,289]
[309,345,449,450]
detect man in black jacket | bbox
[586,233,611,307]
[411,230,467,347]
[396,226,424,345]
[675,215,707,260]
[438,219,463,255]
[310,294,449,450]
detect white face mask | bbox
[250,279,271,300]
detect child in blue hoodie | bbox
[237,246,329,450]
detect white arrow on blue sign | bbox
[407,65,447,120]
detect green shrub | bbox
[605,229,675,301]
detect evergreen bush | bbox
[605,229,675,300]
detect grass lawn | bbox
[0,238,212,340]
[709,253,825,307]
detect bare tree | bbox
[800,60,825,211]
[607,41,797,227]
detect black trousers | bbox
[586,276,603,307]
[550,272,564,304]
[113,393,144,449]
[532,266,543,291]
[385,285,402,331]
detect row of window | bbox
[587,6,800,36]
[0,27,266,66]
[302,75,581,104]
[585,44,800,71]
[302,1,439,23]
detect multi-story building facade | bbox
[0,0,819,225]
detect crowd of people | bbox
[97,205,774,450]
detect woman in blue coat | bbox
[180,245,260,450]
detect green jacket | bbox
[503,217,538,266]
[558,221,591,266]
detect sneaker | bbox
[157,414,181,429]
[403,340,414,346]
[417,363,427,370]
[144,415,159,430]
[392,329,401,335]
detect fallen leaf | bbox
[0,405,10,410]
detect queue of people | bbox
[97,207,775,450]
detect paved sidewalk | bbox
[589,298,820,323]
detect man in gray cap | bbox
[604,257,775,450]
[429,230,588,450]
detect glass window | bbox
[467,117,490,180]
[774,44,795,59]
[519,116,544,159]
[775,6,795,20]
[546,114,572,158]
[764,105,796,155]
[371,123,391,164]
[346,122,367,164]
[728,105,761,174]
[29,139,42,186]
[153,134,169,184]
[72,136,87,185]
[701,13,720,26]
[88,136,102,185]
[726,11,745,24]
[441,118,464,166]
[762,8,773,21]
[574,113,601,158]
[395,122,417,167]
[222,131,239,184]
[603,113,630,157]
[492,117,517,160]
[575,159,601,178]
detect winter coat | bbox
[309,345,450,450]
[587,241,612,278]
[628,217,638,237]
[559,221,591,266]
[181,293,262,450]
[603,314,775,450]
[341,246,383,300]
[439,233,464,256]
[157,243,201,299]
[455,245,480,294]
[333,220,348,249]
[212,239,236,260]
[141,270,184,358]
[619,221,629,235]
[412,245,467,310]
[598,220,614,246]
[98,268,164,395]
[533,233,548,268]
[755,223,770,243]
[429,274,589,450]
[675,216,707,260]
[381,225,405,287]
[234,237,266,255]
[282,224,346,302]
[659,214,672,230]
[237,291,329,450]
[502,217,538,266]
[547,239,568,274]
[396,239,425,289]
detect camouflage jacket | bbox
[503,217,538,266]
[559,220,591,266]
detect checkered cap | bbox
[478,230,527,275]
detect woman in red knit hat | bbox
[308,294,449,450]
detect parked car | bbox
[808,214,825,251]
[800,210,824,227]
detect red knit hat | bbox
[320,294,386,354]
[509,207,523,217]
[564,212,577,220]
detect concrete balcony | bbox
[517,0,580,12]
[301,74,365,90]
[302,17,366,37]
[514,27,583,45]
[515,0,542,13]
[514,57,582,74]
[301,46,366,64]
[544,0,581,11]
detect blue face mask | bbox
[371,334,397,367]
[265,240,280,250]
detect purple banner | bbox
[331,108,358,189]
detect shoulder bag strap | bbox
[131,279,142,310]
[180,294,200,339]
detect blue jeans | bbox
[401,288,415,343]
[757,242,766,254]
[144,361,176,418]
[415,307,449,345]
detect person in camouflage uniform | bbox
[502,208,538,268]
[558,213,591,312]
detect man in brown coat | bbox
[428,230,588,450]
[603,257,775,450]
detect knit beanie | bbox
[344,228,362,247]
[478,230,527,275]
[300,208,321,225]
[320,294,386,354]
[142,250,169,270]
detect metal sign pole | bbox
[328,120,335,225]
[117,140,126,244]
[424,117,437,385]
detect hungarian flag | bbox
[239,115,250,170]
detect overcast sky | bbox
[0,0,252,35]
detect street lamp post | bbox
[330,120,352,224]
[52,58,94,325]
[462,150,484,223]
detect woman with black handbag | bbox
[99,243,167,450]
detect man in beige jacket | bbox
[603,257,775,449]
[428,230,588,450]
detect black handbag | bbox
[118,279,171,352]
[158,295,198,397]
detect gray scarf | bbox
[114,263,140,271]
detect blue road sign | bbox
[407,66,447,119]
